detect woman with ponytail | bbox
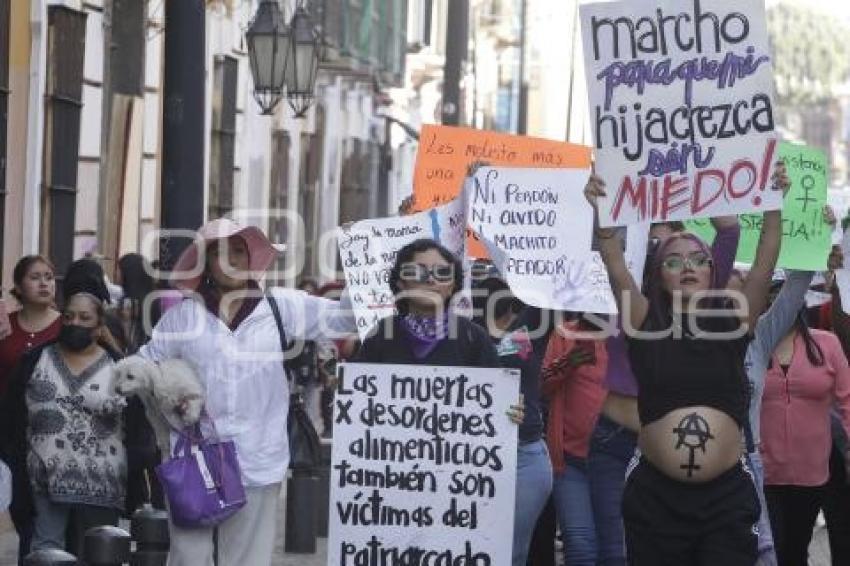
[760,305,850,566]
[0,257,61,399]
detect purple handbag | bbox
[155,424,246,528]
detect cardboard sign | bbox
[581,0,781,227]
[329,363,519,566]
[338,198,468,338]
[466,166,598,311]
[686,142,830,270]
[412,125,592,210]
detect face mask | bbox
[58,324,95,352]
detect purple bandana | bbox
[400,313,450,360]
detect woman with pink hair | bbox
[585,162,789,565]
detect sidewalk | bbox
[0,503,833,566]
[0,485,329,566]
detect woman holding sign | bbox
[584,162,789,565]
[355,239,527,561]
[355,238,500,368]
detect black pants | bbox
[764,484,823,566]
[622,458,759,566]
[526,495,556,566]
[823,444,850,565]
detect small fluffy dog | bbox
[111,356,205,457]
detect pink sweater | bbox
[760,329,850,486]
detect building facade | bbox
[0,0,409,291]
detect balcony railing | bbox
[311,0,407,86]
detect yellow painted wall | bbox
[3,0,32,292]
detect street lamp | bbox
[245,0,291,115]
[285,5,322,118]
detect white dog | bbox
[111,356,205,458]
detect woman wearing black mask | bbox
[0,292,129,557]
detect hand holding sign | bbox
[584,174,620,241]
[772,160,791,199]
[686,144,828,271]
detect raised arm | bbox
[271,287,358,343]
[584,175,648,331]
[709,216,741,288]
[754,270,814,352]
[739,161,790,330]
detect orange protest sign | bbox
[412,125,593,211]
[412,125,593,256]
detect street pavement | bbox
[0,481,330,566]
[0,498,833,565]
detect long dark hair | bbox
[471,277,521,327]
[119,254,154,302]
[643,232,718,331]
[793,309,825,367]
[118,254,157,353]
[389,238,463,315]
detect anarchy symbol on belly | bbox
[672,413,715,478]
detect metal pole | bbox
[285,469,319,553]
[159,0,206,270]
[517,0,528,135]
[441,0,469,126]
[565,0,580,141]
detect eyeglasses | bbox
[661,253,713,273]
[399,263,455,284]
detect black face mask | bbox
[58,324,95,352]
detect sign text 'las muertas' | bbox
[328,363,519,566]
[581,0,780,227]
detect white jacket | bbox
[138,287,356,486]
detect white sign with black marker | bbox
[328,363,519,566]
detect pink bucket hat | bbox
[171,218,279,291]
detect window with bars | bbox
[268,130,290,286]
[298,105,324,278]
[42,6,87,278]
[208,55,238,220]
[317,0,407,85]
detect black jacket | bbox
[0,341,161,528]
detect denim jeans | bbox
[586,415,637,566]
[513,439,553,566]
[31,494,118,557]
[746,451,778,566]
[552,456,597,565]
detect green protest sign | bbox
[686,142,829,270]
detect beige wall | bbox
[3,0,32,292]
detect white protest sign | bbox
[583,224,651,313]
[581,0,780,227]
[329,363,519,566]
[338,198,468,338]
[467,167,649,313]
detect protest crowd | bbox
[1,1,849,566]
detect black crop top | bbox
[627,313,751,427]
